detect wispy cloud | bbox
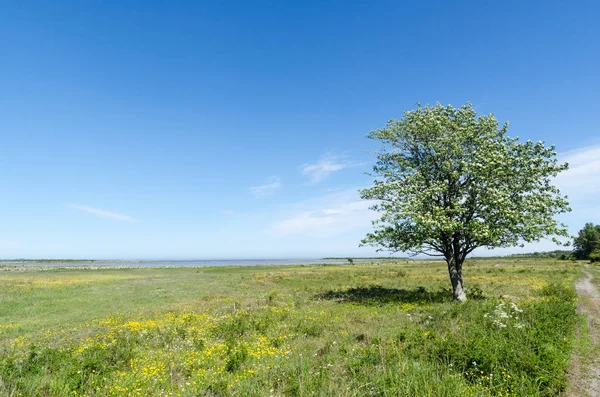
[269,189,376,237]
[555,145,600,199]
[271,212,337,236]
[299,153,359,183]
[39,243,67,250]
[0,239,22,248]
[261,145,600,256]
[249,176,282,197]
[69,204,138,223]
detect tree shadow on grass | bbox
[315,285,452,306]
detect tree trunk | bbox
[447,256,467,302]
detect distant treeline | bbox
[0,259,138,264]
[0,259,97,263]
[322,257,409,260]
[506,250,573,259]
[468,251,572,260]
[327,252,574,260]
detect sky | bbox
[1,1,599,259]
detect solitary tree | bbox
[572,223,600,260]
[360,103,571,302]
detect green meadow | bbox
[0,259,583,396]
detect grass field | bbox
[0,259,583,396]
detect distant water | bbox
[6,259,349,268]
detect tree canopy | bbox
[360,103,571,301]
[573,223,600,261]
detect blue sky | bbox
[1,1,599,259]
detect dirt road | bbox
[569,266,600,396]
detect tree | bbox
[360,103,571,302]
[572,223,600,260]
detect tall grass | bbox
[0,259,580,396]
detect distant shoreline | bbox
[0,258,352,268]
[0,250,572,267]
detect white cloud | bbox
[271,212,336,236]
[443,145,600,255]
[222,210,236,216]
[0,239,22,248]
[299,153,359,183]
[249,176,282,197]
[555,145,600,199]
[69,204,138,223]
[39,243,67,250]
[266,145,600,256]
[269,189,376,237]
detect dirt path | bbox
[568,266,600,397]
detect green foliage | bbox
[590,249,600,263]
[361,102,571,300]
[225,341,248,372]
[573,223,600,260]
[361,102,570,256]
[430,283,577,395]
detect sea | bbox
[3,259,350,268]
